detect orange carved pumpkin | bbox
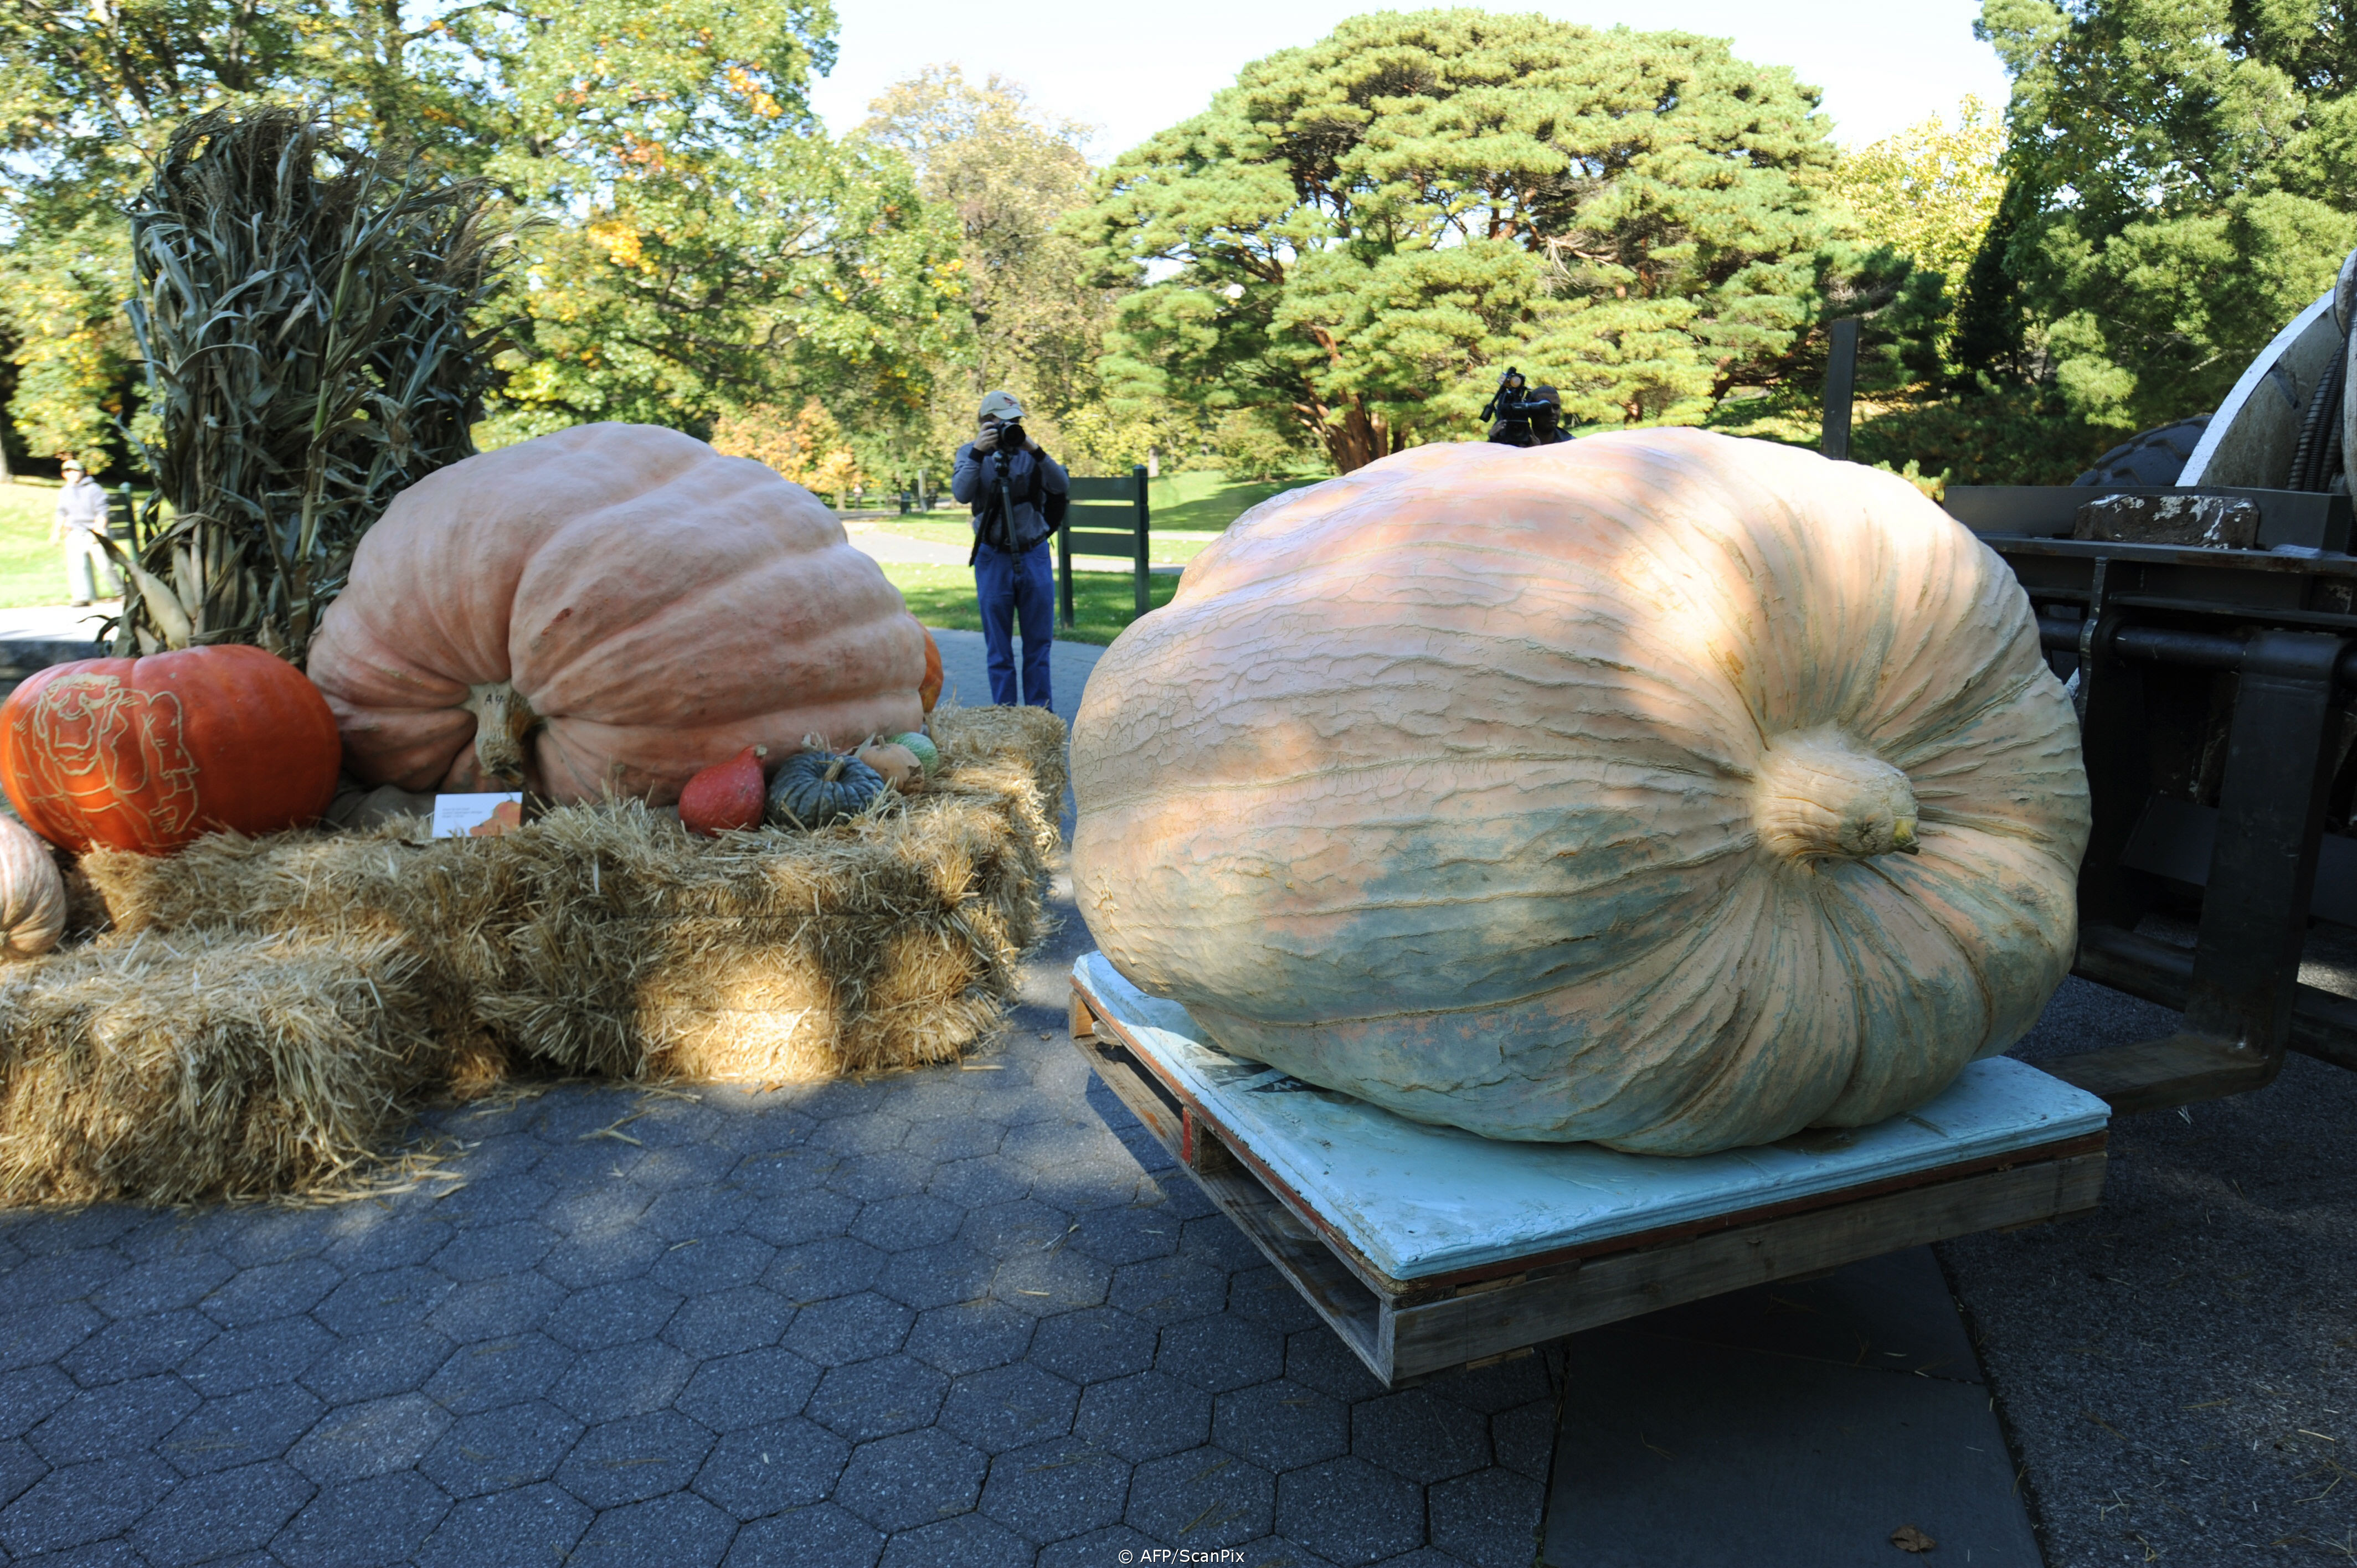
[1,644,341,855]
[306,424,928,806]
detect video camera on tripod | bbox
[1480,368,1560,446]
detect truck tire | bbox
[2072,415,2211,486]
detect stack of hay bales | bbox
[0,704,1067,1204]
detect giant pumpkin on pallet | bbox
[1,644,341,855]
[1071,430,2091,1156]
[306,423,927,805]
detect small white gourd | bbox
[0,814,66,959]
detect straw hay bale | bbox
[0,702,1067,1201]
[0,931,433,1204]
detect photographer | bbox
[951,390,1068,710]
[1483,370,1572,447]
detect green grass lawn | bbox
[881,561,1179,647]
[0,482,68,609]
[869,466,1327,535]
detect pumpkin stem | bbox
[1753,728,1922,863]
[465,681,543,785]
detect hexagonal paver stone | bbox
[0,1438,44,1515]
[537,1183,655,1241]
[1428,1466,1547,1568]
[91,1251,236,1320]
[61,1308,218,1385]
[1108,1256,1230,1327]
[310,1266,454,1337]
[1124,1445,1274,1550]
[822,1151,935,1205]
[299,1324,457,1406]
[639,1188,755,1245]
[0,1302,102,1375]
[904,1301,1036,1378]
[851,1195,965,1254]
[958,1199,1073,1257]
[926,1157,1029,1213]
[1028,1308,1159,1386]
[572,1487,742,1566]
[429,1221,557,1284]
[831,1427,989,1533]
[651,1233,775,1296]
[765,1238,887,1305]
[0,1367,75,1441]
[806,1355,951,1443]
[737,1183,861,1247]
[7,1246,130,1308]
[1491,1397,1555,1481]
[1284,1329,1388,1404]
[780,1292,912,1368]
[128,1458,313,1568]
[426,1332,574,1415]
[903,1117,1005,1165]
[1275,1455,1425,1565]
[272,1470,452,1568]
[936,1364,1080,1456]
[992,1247,1113,1317]
[1428,1353,1553,1416]
[722,1500,882,1567]
[1226,1264,1326,1334]
[876,1243,996,1313]
[428,1272,565,1343]
[415,1482,590,1568]
[198,1257,344,1329]
[1074,1370,1214,1463]
[1036,1523,1161,1568]
[0,1453,178,1556]
[544,1277,683,1352]
[874,1510,1035,1568]
[978,1435,1131,1545]
[677,1347,825,1432]
[692,1417,850,1520]
[536,1227,667,1291]
[1352,1388,1492,1484]
[159,1386,326,1477]
[286,1393,451,1484]
[548,1340,694,1424]
[1157,1316,1285,1394]
[1212,1379,1349,1473]
[1067,1207,1184,1267]
[421,1399,581,1497]
[665,1285,797,1360]
[30,1375,200,1465]
[556,1407,717,1509]
[181,1317,335,1397]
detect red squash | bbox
[679,745,768,837]
[0,644,341,855]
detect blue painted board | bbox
[1075,952,2109,1282]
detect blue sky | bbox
[811,1,2013,158]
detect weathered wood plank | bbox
[1382,1154,2106,1381]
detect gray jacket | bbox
[54,477,109,533]
[951,443,1068,554]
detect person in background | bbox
[952,390,1068,710]
[49,459,117,607]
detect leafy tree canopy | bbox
[1978,0,2357,429]
[0,0,957,461]
[1073,9,1934,471]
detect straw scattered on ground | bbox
[0,703,1068,1204]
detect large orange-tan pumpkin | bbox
[307,423,925,804]
[1071,430,2090,1155]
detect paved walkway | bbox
[0,602,114,644]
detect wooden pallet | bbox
[1071,961,2108,1388]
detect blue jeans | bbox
[974,540,1054,709]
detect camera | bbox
[1480,367,1557,446]
[990,419,1025,456]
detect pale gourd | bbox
[1,814,66,959]
[1071,430,2090,1155]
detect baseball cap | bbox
[977,390,1025,422]
[61,458,84,473]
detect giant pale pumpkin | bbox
[1,644,341,856]
[1071,430,2089,1155]
[306,424,926,805]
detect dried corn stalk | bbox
[112,105,510,661]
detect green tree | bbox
[1977,0,2357,429]
[1073,10,1926,472]
[0,1,956,460]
